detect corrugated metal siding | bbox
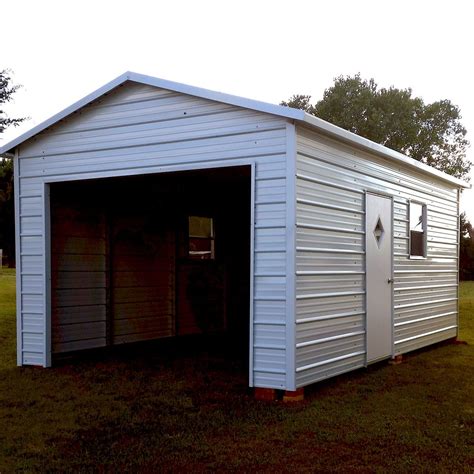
[111,214,175,344]
[16,82,289,389]
[51,202,107,353]
[295,125,459,387]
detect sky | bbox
[2,0,474,218]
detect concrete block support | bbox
[254,388,277,401]
[283,388,304,402]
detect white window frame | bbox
[188,215,216,260]
[408,200,427,259]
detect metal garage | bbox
[0,72,468,394]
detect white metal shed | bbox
[0,72,468,394]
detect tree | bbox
[1,69,25,133]
[281,94,316,115]
[1,69,26,267]
[281,74,471,180]
[460,213,474,280]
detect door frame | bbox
[43,161,256,377]
[364,190,394,365]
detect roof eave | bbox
[0,71,303,156]
[0,72,132,156]
[301,112,470,189]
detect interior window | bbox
[409,202,426,257]
[188,216,215,260]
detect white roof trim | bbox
[0,71,468,188]
[0,71,302,156]
[0,72,131,156]
[130,72,304,121]
[301,113,469,188]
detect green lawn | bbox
[0,270,472,472]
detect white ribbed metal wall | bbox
[294,125,459,387]
[15,82,291,389]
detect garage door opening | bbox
[49,165,252,367]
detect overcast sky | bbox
[2,0,473,218]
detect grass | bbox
[0,270,472,472]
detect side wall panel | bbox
[17,82,289,389]
[112,215,175,344]
[15,157,45,365]
[51,200,107,352]
[295,126,459,387]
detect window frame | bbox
[187,215,216,260]
[408,200,427,259]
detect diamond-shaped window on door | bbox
[373,217,384,247]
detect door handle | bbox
[387,278,393,284]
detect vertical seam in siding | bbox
[364,192,368,365]
[456,188,460,338]
[249,162,256,387]
[14,150,22,365]
[43,183,52,367]
[390,195,395,357]
[285,122,297,391]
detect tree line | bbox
[1,71,473,278]
[1,69,25,267]
[460,213,474,279]
[281,74,471,180]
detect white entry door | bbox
[366,193,393,363]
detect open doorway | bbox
[49,166,252,365]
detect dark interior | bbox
[50,166,251,363]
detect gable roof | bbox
[0,71,468,188]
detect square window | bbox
[409,202,426,258]
[188,216,215,259]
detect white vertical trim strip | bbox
[14,150,22,366]
[285,122,297,391]
[364,192,368,366]
[248,162,256,387]
[43,183,52,367]
[390,195,395,357]
[456,188,460,338]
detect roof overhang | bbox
[301,113,470,189]
[0,71,469,189]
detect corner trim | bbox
[285,121,297,391]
